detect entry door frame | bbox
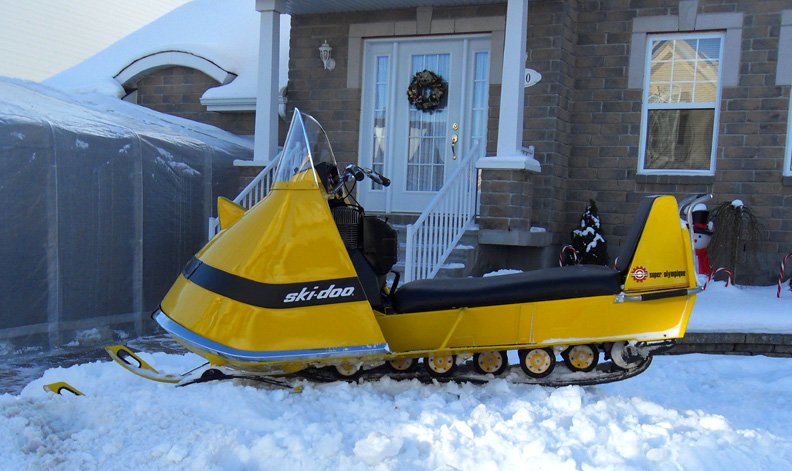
[358,34,491,214]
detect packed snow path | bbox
[1,353,791,470]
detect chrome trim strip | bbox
[154,309,390,363]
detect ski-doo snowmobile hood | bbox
[156,111,388,364]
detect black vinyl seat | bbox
[391,264,622,314]
[389,196,660,315]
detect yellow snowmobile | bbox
[108,110,707,388]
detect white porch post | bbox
[497,0,532,160]
[475,0,546,247]
[254,0,284,163]
[485,0,539,171]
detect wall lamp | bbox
[319,40,335,71]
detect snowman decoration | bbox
[690,204,713,276]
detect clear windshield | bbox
[274,109,338,185]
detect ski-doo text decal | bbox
[183,258,367,308]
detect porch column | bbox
[253,0,285,163]
[496,0,536,167]
[476,0,547,247]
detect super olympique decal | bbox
[630,266,686,283]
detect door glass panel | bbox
[407,54,449,192]
[371,55,389,190]
[471,51,489,157]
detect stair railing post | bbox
[405,223,415,283]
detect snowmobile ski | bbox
[176,363,304,392]
[43,381,84,396]
[104,345,303,391]
[105,345,181,384]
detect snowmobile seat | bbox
[390,264,622,314]
[390,195,661,314]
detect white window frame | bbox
[786,100,792,177]
[638,32,725,176]
[780,11,792,176]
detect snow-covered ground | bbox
[2,280,792,470]
[687,280,792,333]
[1,352,790,470]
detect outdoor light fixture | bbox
[319,40,335,71]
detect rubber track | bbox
[183,358,653,389]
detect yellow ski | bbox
[105,345,181,384]
[43,382,84,396]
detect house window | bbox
[639,33,724,175]
[786,96,792,176]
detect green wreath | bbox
[406,70,446,111]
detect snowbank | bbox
[2,353,791,470]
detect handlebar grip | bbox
[365,168,391,187]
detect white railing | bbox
[404,141,480,283]
[207,155,280,239]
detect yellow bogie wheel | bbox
[333,363,361,379]
[473,351,509,376]
[423,354,457,377]
[518,348,556,378]
[387,357,418,373]
[562,344,599,373]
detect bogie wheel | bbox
[387,357,418,373]
[332,363,362,380]
[610,341,646,370]
[423,354,457,377]
[562,344,599,373]
[518,348,556,378]
[473,351,509,376]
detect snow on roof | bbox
[44,0,289,105]
[1,76,252,149]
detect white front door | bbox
[358,36,491,213]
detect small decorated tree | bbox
[569,200,609,266]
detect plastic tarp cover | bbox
[0,79,248,354]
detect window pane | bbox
[643,34,722,173]
[371,56,389,190]
[648,36,721,105]
[644,109,714,170]
[407,53,449,192]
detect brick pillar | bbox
[476,156,549,247]
[480,169,533,231]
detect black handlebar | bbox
[331,164,391,194]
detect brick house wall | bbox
[289,9,413,165]
[130,66,256,137]
[286,0,791,283]
[567,0,791,283]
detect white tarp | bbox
[0,78,251,352]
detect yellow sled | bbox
[118,110,706,384]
